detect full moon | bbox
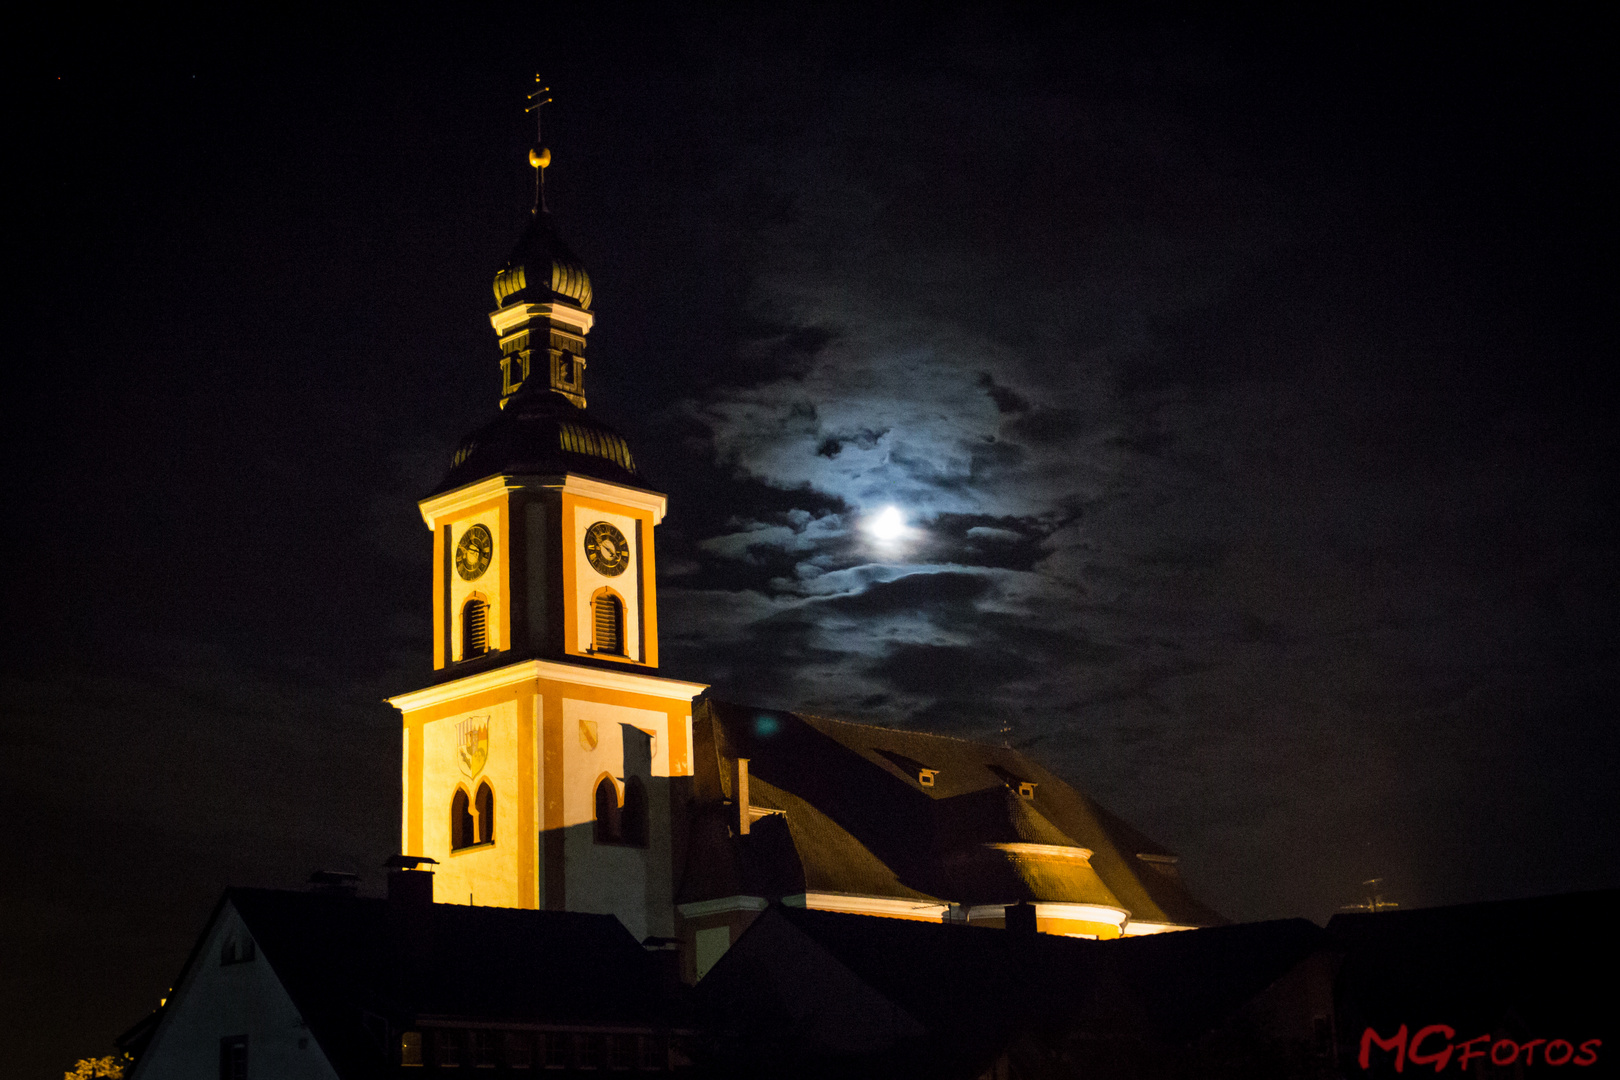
[869,506,905,542]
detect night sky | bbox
[11,5,1618,1073]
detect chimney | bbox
[1004,900,1038,937]
[385,855,438,913]
[732,757,751,835]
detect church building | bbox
[384,143,1224,983]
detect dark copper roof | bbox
[430,383,642,497]
[492,211,592,309]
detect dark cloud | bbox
[870,642,1038,698]
[820,570,992,615]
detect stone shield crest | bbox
[456,716,489,779]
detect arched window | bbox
[475,781,495,845]
[621,777,649,848]
[593,776,621,844]
[450,787,476,850]
[462,598,489,659]
[592,592,623,655]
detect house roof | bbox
[696,904,1329,1077]
[1327,888,1620,1036]
[680,699,1225,927]
[207,887,678,1079]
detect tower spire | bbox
[525,78,552,215]
[490,82,594,409]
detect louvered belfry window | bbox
[463,598,488,658]
[593,593,624,655]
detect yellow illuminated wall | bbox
[393,662,703,938]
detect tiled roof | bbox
[683,699,1226,926]
[223,888,677,1078]
[696,905,1328,1077]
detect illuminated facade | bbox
[387,206,706,941]
[387,156,1223,970]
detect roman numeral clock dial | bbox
[584,521,629,576]
[455,524,493,580]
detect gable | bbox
[133,900,341,1080]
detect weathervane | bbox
[525,76,553,214]
[1340,877,1400,914]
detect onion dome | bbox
[492,211,593,310]
[430,380,639,498]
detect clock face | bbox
[455,524,493,581]
[584,521,630,577]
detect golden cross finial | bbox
[525,77,553,214]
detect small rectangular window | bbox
[506,1031,534,1069]
[220,938,255,965]
[542,1031,569,1070]
[637,1034,665,1071]
[474,1029,499,1067]
[577,1033,605,1070]
[436,1029,462,1067]
[609,1033,636,1070]
[918,769,938,787]
[219,1035,248,1080]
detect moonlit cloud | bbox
[646,25,1617,925]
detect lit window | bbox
[1018,782,1036,800]
[463,598,489,658]
[592,593,624,655]
[918,769,938,787]
[401,1031,423,1067]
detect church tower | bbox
[387,133,706,942]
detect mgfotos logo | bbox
[1359,1025,1601,1072]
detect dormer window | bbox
[1018,782,1037,800]
[918,769,938,787]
